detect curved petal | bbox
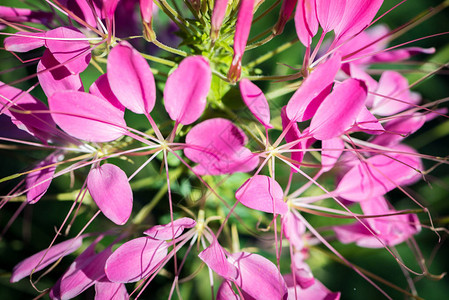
[95,281,128,300]
[295,0,318,47]
[107,41,156,114]
[11,236,84,283]
[38,49,84,97]
[48,91,126,142]
[310,79,367,140]
[87,164,133,225]
[26,154,58,204]
[286,54,341,122]
[105,237,168,283]
[315,0,346,33]
[45,27,91,74]
[235,175,287,215]
[143,217,196,240]
[184,118,258,175]
[199,240,238,280]
[335,145,422,201]
[240,78,273,128]
[4,31,45,52]
[89,73,125,114]
[164,56,212,125]
[229,252,288,300]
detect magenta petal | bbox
[184,118,258,175]
[50,247,111,300]
[0,81,57,141]
[95,281,128,300]
[217,280,240,300]
[310,79,367,140]
[211,0,230,40]
[353,106,384,134]
[229,252,288,300]
[295,0,318,47]
[285,274,341,300]
[282,211,306,250]
[235,175,287,215]
[371,71,420,116]
[315,0,346,33]
[38,49,84,97]
[143,217,196,240]
[286,54,341,122]
[335,145,422,201]
[334,0,383,41]
[45,27,91,74]
[0,6,53,24]
[199,240,238,280]
[321,138,345,172]
[26,154,57,204]
[164,56,212,125]
[11,236,84,283]
[87,164,133,225]
[105,237,168,283]
[240,78,273,128]
[371,114,426,147]
[107,41,156,114]
[89,73,125,114]
[4,31,45,52]
[48,91,126,142]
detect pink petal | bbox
[199,240,238,280]
[26,154,57,204]
[143,217,196,240]
[103,0,120,20]
[282,211,306,250]
[228,252,288,300]
[87,164,133,225]
[38,49,84,97]
[371,114,426,147]
[50,247,112,300]
[105,237,168,283]
[371,47,435,63]
[228,0,255,82]
[184,118,258,175]
[285,274,341,300]
[352,106,384,134]
[107,41,156,114]
[295,0,318,47]
[315,0,346,33]
[164,56,212,125]
[45,27,91,75]
[4,31,46,52]
[286,54,341,122]
[371,71,420,116]
[48,91,126,142]
[310,79,367,140]
[335,144,422,201]
[0,80,57,141]
[321,138,345,172]
[0,6,52,24]
[217,280,240,300]
[211,0,230,40]
[235,175,288,215]
[274,0,297,34]
[11,236,84,283]
[334,0,383,42]
[89,73,125,114]
[95,281,128,300]
[239,78,273,128]
[63,0,104,28]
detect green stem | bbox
[246,33,275,50]
[153,39,187,56]
[139,51,177,67]
[155,0,193,34]
[246,38,299,68]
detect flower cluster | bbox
[1,0,448,299]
